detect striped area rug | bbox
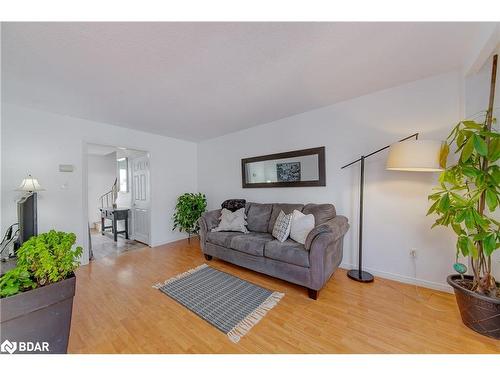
[153,264,284,343]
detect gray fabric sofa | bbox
[198,202,349,299]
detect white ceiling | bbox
[1,22,492,141]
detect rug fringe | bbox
[152,263,208,289]
[227,291,284,343]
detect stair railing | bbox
[100,178,118,209]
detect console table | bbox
[100,208,129,242]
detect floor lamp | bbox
[341,134,443,282]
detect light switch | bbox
[59,164,74,172]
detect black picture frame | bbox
[241,146,326,188]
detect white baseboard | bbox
[339,262,453,293]
[150,234,194,248]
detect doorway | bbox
[85,143,151,261]
[130,154,151,245]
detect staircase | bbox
[100,178,118,209]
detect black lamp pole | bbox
[341,132,419,283]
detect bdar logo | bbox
[1,340,17,354]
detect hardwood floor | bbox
[68,239,500,353]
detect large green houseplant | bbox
[427,55,499,339]
[172,193,207,242]
[428,117,500,292]
[0,230,82,297]
[0,230,82,353]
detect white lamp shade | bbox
[17,175,45,192]
[386,140,444,172]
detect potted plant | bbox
[172,193,207,243]
[428,55,499,339]
[0,230,82,353]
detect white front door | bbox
[131,155,150,245]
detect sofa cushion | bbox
[302,203,336,225]
[267,203,304,233]
[246,203,273,233]
[230,232,273,257]
[264,239,310,267]
[207,231,241,248]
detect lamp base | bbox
[347,269,374,283]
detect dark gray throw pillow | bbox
[221,199,246,212]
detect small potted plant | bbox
[172,193,207,243]
[427,56,499,339]
[0,230,82,353]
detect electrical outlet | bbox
[409,249,417,258]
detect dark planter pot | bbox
[0,275,76,354]
[447,274,500,340]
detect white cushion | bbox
[272,210,293,242]
[211,208,248,233]
[289,209,315,245]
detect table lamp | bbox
[17,174,45,194]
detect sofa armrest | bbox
[307,216,349,291]
[197,209,221,252]
[198,209,221,233]
[305,215,349,250]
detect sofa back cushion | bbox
[267,203,304,233]
[302,203,336,225]
[246,203,273,232]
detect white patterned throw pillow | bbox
[211,208,248,233]
[272,210,293,242]
[289,210,315,245]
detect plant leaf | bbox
[461,136,474,162]
[462,120,483,130]
[483,234,496,257]
[438,194,451,212]
[458,237,469,257]
[473,232,488,241]
[467,237,478,259]
[464,209,475,229]
[450,192,468,206]
[471,209,489,229]
[488,137,500,162]
[461,165,479,178]
[456,131,465,148]
[426,199,440,216]
[454,210,467,223]
[451,223,463,236]
[485,189,498,212]
[490,165,500,184]
[439,143,449,169]
[472,134,488,156]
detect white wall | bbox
[1,103,198,263]
[465,53,500,119]
[198,71,466,291]
[87,152,117,225]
